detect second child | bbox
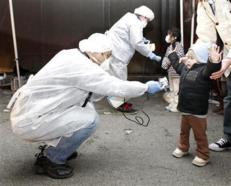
[161,28,184,112]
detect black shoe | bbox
[35,155,74,179]
[35,145,73,179]
[209,137,231,151]
[66,151,78,161]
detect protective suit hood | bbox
[134,5,154,21]
[79,33,112,53]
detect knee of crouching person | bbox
[90,112,100,129]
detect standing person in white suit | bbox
[8,33,165,179]
[104,5,162,112]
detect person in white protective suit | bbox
[8,33,165,179]
[103,5,162,112]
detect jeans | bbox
[46,115,99,164]
[224,75,231,136]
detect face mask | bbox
[100,56,112,71]
[90,55,100,64]
[165,35,171,43]
[141,20,148,28]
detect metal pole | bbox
[190,0,195,46]
[9,0,21,87]
[180,0,184,48]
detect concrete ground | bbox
[0,89,230,186]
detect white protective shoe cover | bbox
[192,156,209,167]
[172,148,188,158]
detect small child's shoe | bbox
[192,156,209,167]
[163,92,173,104]
[165,105,171,111]
[172,148,188,158]
[168,106,178,113]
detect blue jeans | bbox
[224,75,231,136]
[46,115,99,164]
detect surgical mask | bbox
[100,56,112,71]
[141,20,148,28]
[90,55,100,64]
[165,35,171,43]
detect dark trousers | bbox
[224,75,231,136]
[178,115,209,160]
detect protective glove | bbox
[143,37,150,44]
[158,77,169,91]
[148,43,156,52]
[145,80,162,94]
[148,52,162,62]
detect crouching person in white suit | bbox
[8,33,165,179]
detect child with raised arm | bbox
[168,42,221,166]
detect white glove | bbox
[145,81,162,94]
[148,53,162,62]
[158,77,169,91]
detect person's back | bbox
[106,12,146,63]
[103,6,161,112]
[11,49,95,124]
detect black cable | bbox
[119,93,151,127]
[121,110,150,127]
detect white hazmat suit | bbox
[105,12,153,79]
[104,6,157,108]
[10,49,148,146]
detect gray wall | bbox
[0,0,187,81]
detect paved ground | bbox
[0,89,230,186]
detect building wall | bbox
[0,0,192,80]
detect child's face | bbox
[165,33,176,44]
[182,50,198,69]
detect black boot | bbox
[34,145,73,179]
[66,151,78,161]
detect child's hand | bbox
[209,44,222,63]
[210,58,231,79]
[168,45,176,55]
[179,56,188,64]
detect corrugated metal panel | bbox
[0,0,190,80]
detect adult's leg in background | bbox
[223,75,231,137]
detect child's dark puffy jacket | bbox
[168,52,221,115]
